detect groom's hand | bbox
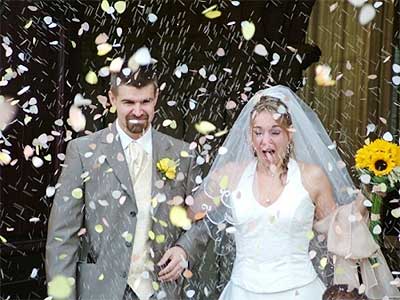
[157,246,188,282]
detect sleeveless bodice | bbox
[230,159,318,293]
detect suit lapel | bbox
[100,122,137,214]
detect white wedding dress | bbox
[219,159,326,300]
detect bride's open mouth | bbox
[261,149,275,160]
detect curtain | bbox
[300,0,396,164]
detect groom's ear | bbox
[154,87,159,105]
[108,90,117,106]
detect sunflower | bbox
[355,139,399,173]
[355,144,373,169]
[368,151,397,176]
[396,145,400,165]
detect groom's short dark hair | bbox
[110,64,158,95]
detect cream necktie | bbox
[129,142,144,178]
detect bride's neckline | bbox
[252,160,292,209]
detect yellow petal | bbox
[110,105,117,114]
[319,257,328,269]
[85,70,98,85]
[195,121,216,135]
[95,224,104,233]
[24,19,33,29]
[24,115,32,125]
[98,273,105,280]
[71,188,83,199]
[0,235,7,243]
[219,175,229,189]
[169,206,191,228]
[170,120,177,129]
[100,0,110,12]
[151,197,158,208]
[152,281,160,291]
[122,232,133,243]
[114,1,127,14]
[148,230,155,240]
[241,21,255,40]
[48,275,73,299]
[97,43,112,56]
[159,220,168,227]
[205,10,222,19]
[180,151,189,158]
[156,234,165,244]
[306,231,315,240]
[0,152,11,166]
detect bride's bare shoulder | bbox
[296,160,325,180]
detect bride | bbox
[158,85,400,300]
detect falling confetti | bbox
[359,4,376,25]
[315,64,336,86]
[254,44,268,56]
[68,105,86,132]
[48,275,72,299]
[85,70,98,85]
[114,1,127,14]
[169,206,191,228]
[194,121,216,135]
[241,20,255,40]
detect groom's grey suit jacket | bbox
[46,122,198,300]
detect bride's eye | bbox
[271,129,281,135]
[253,130,263,137]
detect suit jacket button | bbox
[121,271,127,278]
[125,241,132,247]
[130,211,136,217]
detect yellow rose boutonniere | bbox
[156,158,177,180]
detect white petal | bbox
[254,44,268,56]
[148,13,158,23]
[392,75,400,86]
[382,131,393,142]
[32,156,44,168]
[359,4,376,25]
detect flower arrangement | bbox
[355,138,400,244]
[156,157,178,180]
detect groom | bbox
[46,64,198,300]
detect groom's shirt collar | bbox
[116,120,152,155]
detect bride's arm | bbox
[300,162,367,220]
[299,162,337,220]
